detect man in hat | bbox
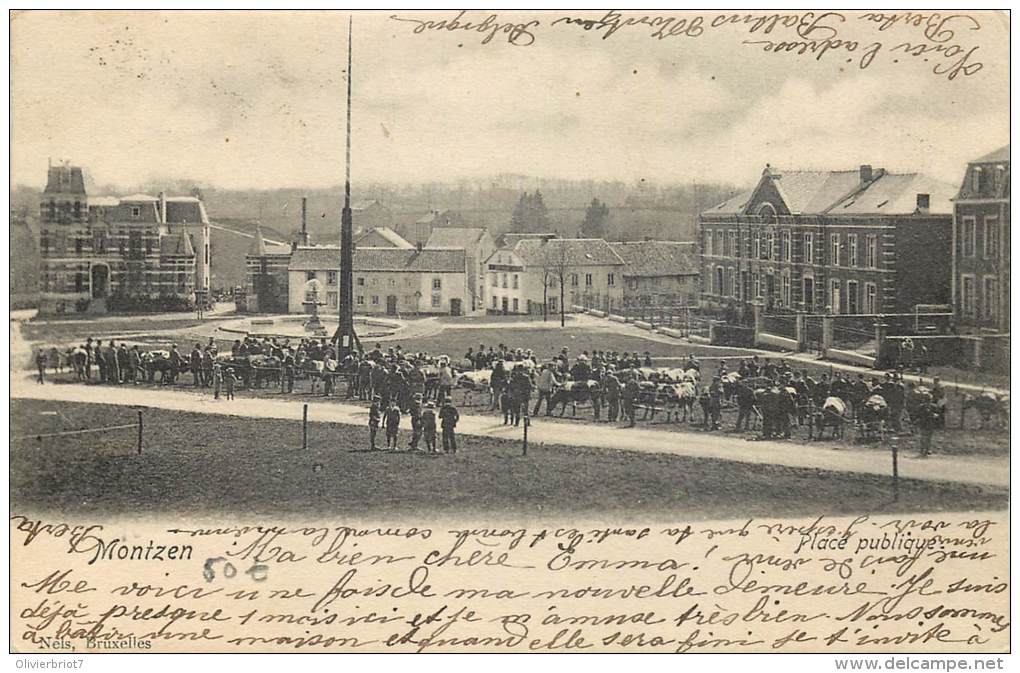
[533,363,559,416]
[603,367,621,422]
[368,395,382,450]
[384,401,402,450]
[421,401,438,453]
[622,375,639,427]
[408,392,424,450]
[439,397,460,453]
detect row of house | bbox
[244,223,702,317]
[697,146,1009,337]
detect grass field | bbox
[22,317,213,344]
[10,399,1007,519]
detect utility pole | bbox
[333,17,360,359]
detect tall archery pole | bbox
[334,17,359,357]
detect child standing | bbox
[500,383,512,425]
[368,395,382,450]
[421,402,437,453]
[384,401,402,450]
[224,367,237,400]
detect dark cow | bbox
[549,380,602,418]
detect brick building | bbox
[609,240,699,308]
[952,145,1009,334]
[699,164,954,317]
[38,164,211,314]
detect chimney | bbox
[916,193,930,214]
[158,191,167,224]
[859,164,873,185]
[301,196,308,236]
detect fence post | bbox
[137,410,143,454]
[891,435,899,502]
[302,404,308,449]
[522,415,529,456]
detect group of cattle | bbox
[74,346,1009,436]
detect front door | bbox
[501,297,508,315]
[90,264,109,298]
[450,298,462,316]
[386,295,398,316]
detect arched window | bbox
[757,202,778,224]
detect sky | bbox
[10,10,1010,191]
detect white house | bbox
[484,238,626,315]
[288,245,470,316]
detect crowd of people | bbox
[38,333,952,457]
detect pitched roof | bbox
[496,232,558,247]
[160,230,195,257]
[836,173,955,215]
[426,227,487,248]
[609,241,699,277]
[354,226,413,249]
[973,144,1009,164]
[704,165,955,217]
[289,246,466,273]
[510,238,625,267]
[165,198,209,224]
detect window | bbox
[512,298,519,313]
[431,294,441,308]
[848,234,858,267]
[371,295,379,305]
[753,272,761,298]
[356,295,365,305]
[728,230,738,257]
[131,206,141,219]
[865,235,877,268]
[983,276,998,321]
[491,273,498,287]
[607,273,615,286]
[714,231,723,257]
[971,167,983,193]
[511,274,518,289]
[549,297,558,312]
[327,271,337,285]
[585,273,592,287]
[74,273,84,293]
[357,276,365,286]
[780,273,791,307]
[306,271,317,281]
[75,238,83,254]
[705,230,713,256]
[830,278,842,314]
[764,231,774,260]
[570,273,579,287]
[830,234,840,266]
[94,232,106,253]
[846,280,859,314]
[628,278,638,290]
[962,217,976,257]
[864,283,877,314]
[781,231,791,262]
[432,277,442,290]
[984,217,999,258]
[370,277,378,286]
[492,296,497,309]
[752,232,761,259]
[803,232,814,264]
[406,277,414,287]
[715,267,724,295]
[961,275,975,317]
[389,278,396,287]
[730,269,738,298]
[145,239,153,255]
[501,273,508,288]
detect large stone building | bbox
[609,240,700,308]
[699,164,955,316]
[952,145,1009,334]
[426,227,496,313]
[37,164,211,314]
[484,238,625,315]
[287,245,469,316]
